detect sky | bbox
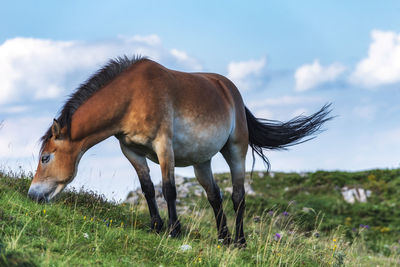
[1,1,400,201]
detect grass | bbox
[0,169,399,266]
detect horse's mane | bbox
[40,55,147,152]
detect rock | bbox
[341,187,371,204]
[224,180,256,196]
[179,244,192,251]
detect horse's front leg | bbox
[154,136,181,237]
[120,142,164,232]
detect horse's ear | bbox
[51,119,61,139]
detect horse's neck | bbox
[69,86,130,151]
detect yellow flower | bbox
[110,219,113,226]
[380,227,390,233]
[217,245,221,249]
[84,216,86,220]
[198,257,202,263]
[90,217,94,222]
[333,244,337,251]
[333,239,337,242]
[120,222,124,227]
[43,209,46,214]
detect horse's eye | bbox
[41,154,50,164]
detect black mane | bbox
[40,55,146,151]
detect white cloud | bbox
[294,60,346,91]
[247,95,321,109]
[227,57,266,90]
[0,35,201,105]
[170,48,202,71]
[0,116,51,159]
[350,30,400,87]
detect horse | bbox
[28,55,332,247]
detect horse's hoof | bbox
[168,221,181,237]
[234,237,247,249]
[221,236,233,246]
[151,217,164,233]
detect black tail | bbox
[245,103,333,171]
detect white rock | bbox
[341,187,372,204]
[180,244,192,251]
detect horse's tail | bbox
[245,103,333,171]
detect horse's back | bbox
[122,60,248,165]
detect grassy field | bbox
[1,169,399,266]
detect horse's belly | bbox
[172,117,232,166]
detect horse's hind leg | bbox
[194,160,232,244]
[120,142,164,232]
[221,139,247,247]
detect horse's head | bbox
[28,119,82,202]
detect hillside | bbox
[1,169,399,266]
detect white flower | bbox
[83,233,89,239]
[179,244,192,251]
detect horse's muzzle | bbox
[27,183,52,203]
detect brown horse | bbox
[28,56,331,247]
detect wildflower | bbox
[198,257,202,263]
[302,207,311,213]
[180,244,192,251]
[282,211,289,216]
[120,222,124,227]
[380,227,390,233]
[90,217,94,222]
[25,213,28,216]
[43,209,46,214]
[83,233,89,239]
[267,211,274,216]
[333,239,337,242]
[110,219,113,226]
[274,233,282,241]
[333,244,337,251]
[217,245,221,249]
[359,224,370,230]
[218,239,224,243]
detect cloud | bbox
[227,57,266,90]
[247,95,321,109]
[0,116,51,159]
[294,60,346,91]
[246,95,322,121]
[350,30,400,87]
[170,48,202,71]
[0,35,201,105]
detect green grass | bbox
[0,169,399,266]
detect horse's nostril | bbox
[28,190,47,203]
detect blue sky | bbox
[1,1,400,200]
